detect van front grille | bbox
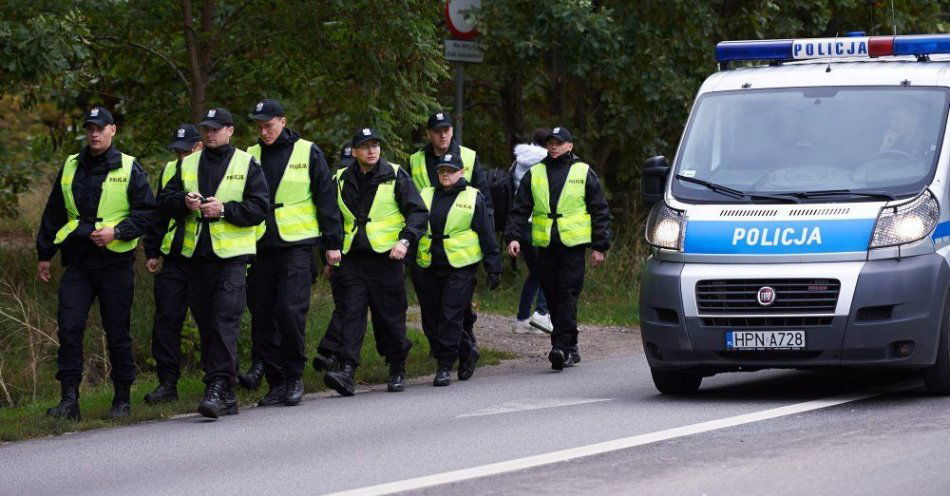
[696,279,840,314]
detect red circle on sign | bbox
[445,0,479,41]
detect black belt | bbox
[546,213,563,219]
[269,202,284,212]
[80,216,103,223]
[199,217,220,223]
[429,233,450,241]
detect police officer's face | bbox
[427,127,453,153]
[353,140,381,168]
[546,138,573,159]
[84,124,116,154]
[437,166,463,188]
[256,116,286,146]
[201,125,233,148]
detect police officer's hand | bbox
[326,249,342,266]
[90,227,115,247]
[487,272,501,291]
[508,240,521,258]
[37,261,50,283]
[185,192,202,211]
[389,241,408,261]
[590,250,605,268]
[199,197,224,218]
[146,258,161,274]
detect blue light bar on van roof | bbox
[716,34,950,62]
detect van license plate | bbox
[726,331,805,350]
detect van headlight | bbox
[645,202,686,250]
[869,190,939,248]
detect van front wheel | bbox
[650,368,703,395]
[923,292,950,395]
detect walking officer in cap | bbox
[504,126,611,371]
[242,99,342,407]
[317,128,427,396]
[37,106,157,420]
[142,124,202,404]
[414,152,501,386]
[158,107,269,418]
[408,110,491,374]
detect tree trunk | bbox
[180,0,216,121]
[500,72,525,155]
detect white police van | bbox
[639,34,950,395]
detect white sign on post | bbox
[444,39,483,63]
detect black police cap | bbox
[198,107,234,129]
[351,127,384,147]
[251,99,285,121]
[427,111,453,130]
[547,126,574,143]
[83,106,114,127]
[169,124,201,151]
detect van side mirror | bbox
[641,155,670,207]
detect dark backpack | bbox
[483,165,514,233]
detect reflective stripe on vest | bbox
[160,159,179,255]
[179,149,257,258]
[53,153,139,253]
[336,164,406,254]
[530,162,592,247]
[248,139,320,242]
[409,145,476,190]
[416,186,482,268]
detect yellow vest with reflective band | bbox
[530,162,592,247]
[247,139,320,242]
[179,149,257,258]
[159,159,180,256]
[409,146,476,190]
[416,186,482,268]
[336,164,406,254]
[53,153,139,253]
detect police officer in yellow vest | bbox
[243,99,342,407]
[504,126,611,371]
[409,111,491,374]
[141,124,202,405]
[318,128,428,396]
[158,107,269,418]
[414,152,501,386]
[36,106,157,420]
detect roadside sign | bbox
[445,0,480,40]
[444,39,483,63]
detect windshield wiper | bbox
[781,189,897,201]
[674,175,801,203]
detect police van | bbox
[639,34,950,395]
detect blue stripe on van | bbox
[683,219,875,255]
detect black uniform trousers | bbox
[150,256,190,385]
[413,264,477,367]
[536,244,587,351]
[317,254,412,366]
[55,260,136,385]
[188,259,247,385]
[247,245,315,384]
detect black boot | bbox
[324,361,356,397]
[387,361,406,392]
[312,353,338,373]
[458,348,480,381]
[198,378,239,419]
[144,382,178,405]
[47,382,81,421]
[258,379,287,407]
[549,348,566,371]
[283,377,304,406]
[568,346,581,366]
[433,366,452,387]
[108,382,132,419]
[238,359,264,390]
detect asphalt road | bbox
[1,351,946,496]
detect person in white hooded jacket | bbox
[510,129,552,334]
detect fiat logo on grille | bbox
[757,286,776,306]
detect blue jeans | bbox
[517,232,548,320]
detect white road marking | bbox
[457,398,613,418]
[326,383,915,496]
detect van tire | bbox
[651,368,702,395]
[923,292,950,395]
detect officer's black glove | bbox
[487,272,501,291]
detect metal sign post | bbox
[445,0,481,146]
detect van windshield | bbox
[673,86,949,203]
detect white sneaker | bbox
[513,319,543,335]
[530,311,553,334]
